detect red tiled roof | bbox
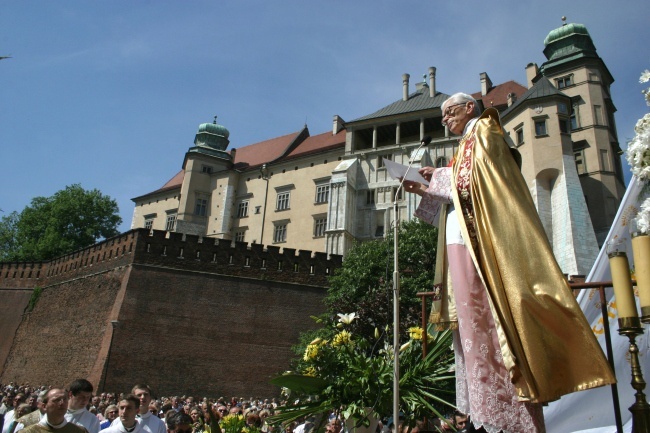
[131,170,184,201]
[285,129,345,159]
[232,129,302,169]
[160,170,184,189]
[471,80,528,110]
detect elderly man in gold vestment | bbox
[402,93,615,433]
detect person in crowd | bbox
[14,390,46,432]
[324,419,341,433]
[452,411,467,432]
[166,413,192,433]
[100,406,118,431]
[22,389,87,433]
[102,395,141,433]
[127,386,165,433]
[402,92,616,432]
[2,393,26,433]
[65,380,100,433]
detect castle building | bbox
[131,21,625,276]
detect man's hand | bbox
[419,166,435,182]
[401,180,426,196]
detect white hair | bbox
[443,92,480,116]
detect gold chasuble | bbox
[440,108,615,403]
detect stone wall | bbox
[0,229,340,397]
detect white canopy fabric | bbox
[544,176,650,432]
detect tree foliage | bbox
[0,184,122,262]
[325,219,438,345]
[291,219,439,364]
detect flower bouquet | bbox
[267,313,455,431]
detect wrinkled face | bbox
[44,390,68,421]
[69,391,92,410]
[441,100,475,135]
[118,400,138,427]
[133,389,152,414]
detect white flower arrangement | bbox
[626,69,650,234]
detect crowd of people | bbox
[0,382,467,433]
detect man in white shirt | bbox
[102,396,141,433]
[64,380,100,433]
[128,386,164,433]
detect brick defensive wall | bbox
[0,229,341,397]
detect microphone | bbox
[394,135,432,201]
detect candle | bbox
[631,233,650,316]
[609,251,638,318]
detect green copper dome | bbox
[542,22,597,62]
[197,120,230,139]
[194,117,230,151]
[543,23,590,46]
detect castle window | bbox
[534,119,547,137]
[315,184,330,204]
[556,75,573,89]
[570,105,579,130]
[195,197,208,216]
[593,105,604,126]
[235,230,246,242]
[276,191,290,211]
[600,149,610,171]
[574,150,586,174]
[201,165,213,174]
[515,127,524,146]
[378,154,392,168]
[237,200,249,218]
[313,217,327,237]
[366,189,376,205]
[559,116,570,134]
[144,213,156,230]
[273,223,287,243]
[165,213,177,231]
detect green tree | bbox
[324,219,438,345]
[0,184,122,262]
[291,219,439,365]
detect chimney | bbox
[480,72,493,96]
[230,148,237,161]
[428,67,436,97]
[402,73,410,101]
[332,115,345,135]
[507,93,517,107]
[525,63,539,89]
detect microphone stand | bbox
[392,136,431,430]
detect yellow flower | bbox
[332,330,352,346]
[408,327,424,340]
[303,366,317,377]
[303,343,320,361]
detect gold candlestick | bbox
[618,318,650,432]
[631,232,650,322]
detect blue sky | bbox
[1,1,648,233]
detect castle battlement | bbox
[0,229,341,289]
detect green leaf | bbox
[270,374,328,394]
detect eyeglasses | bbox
[441,103,467,126]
